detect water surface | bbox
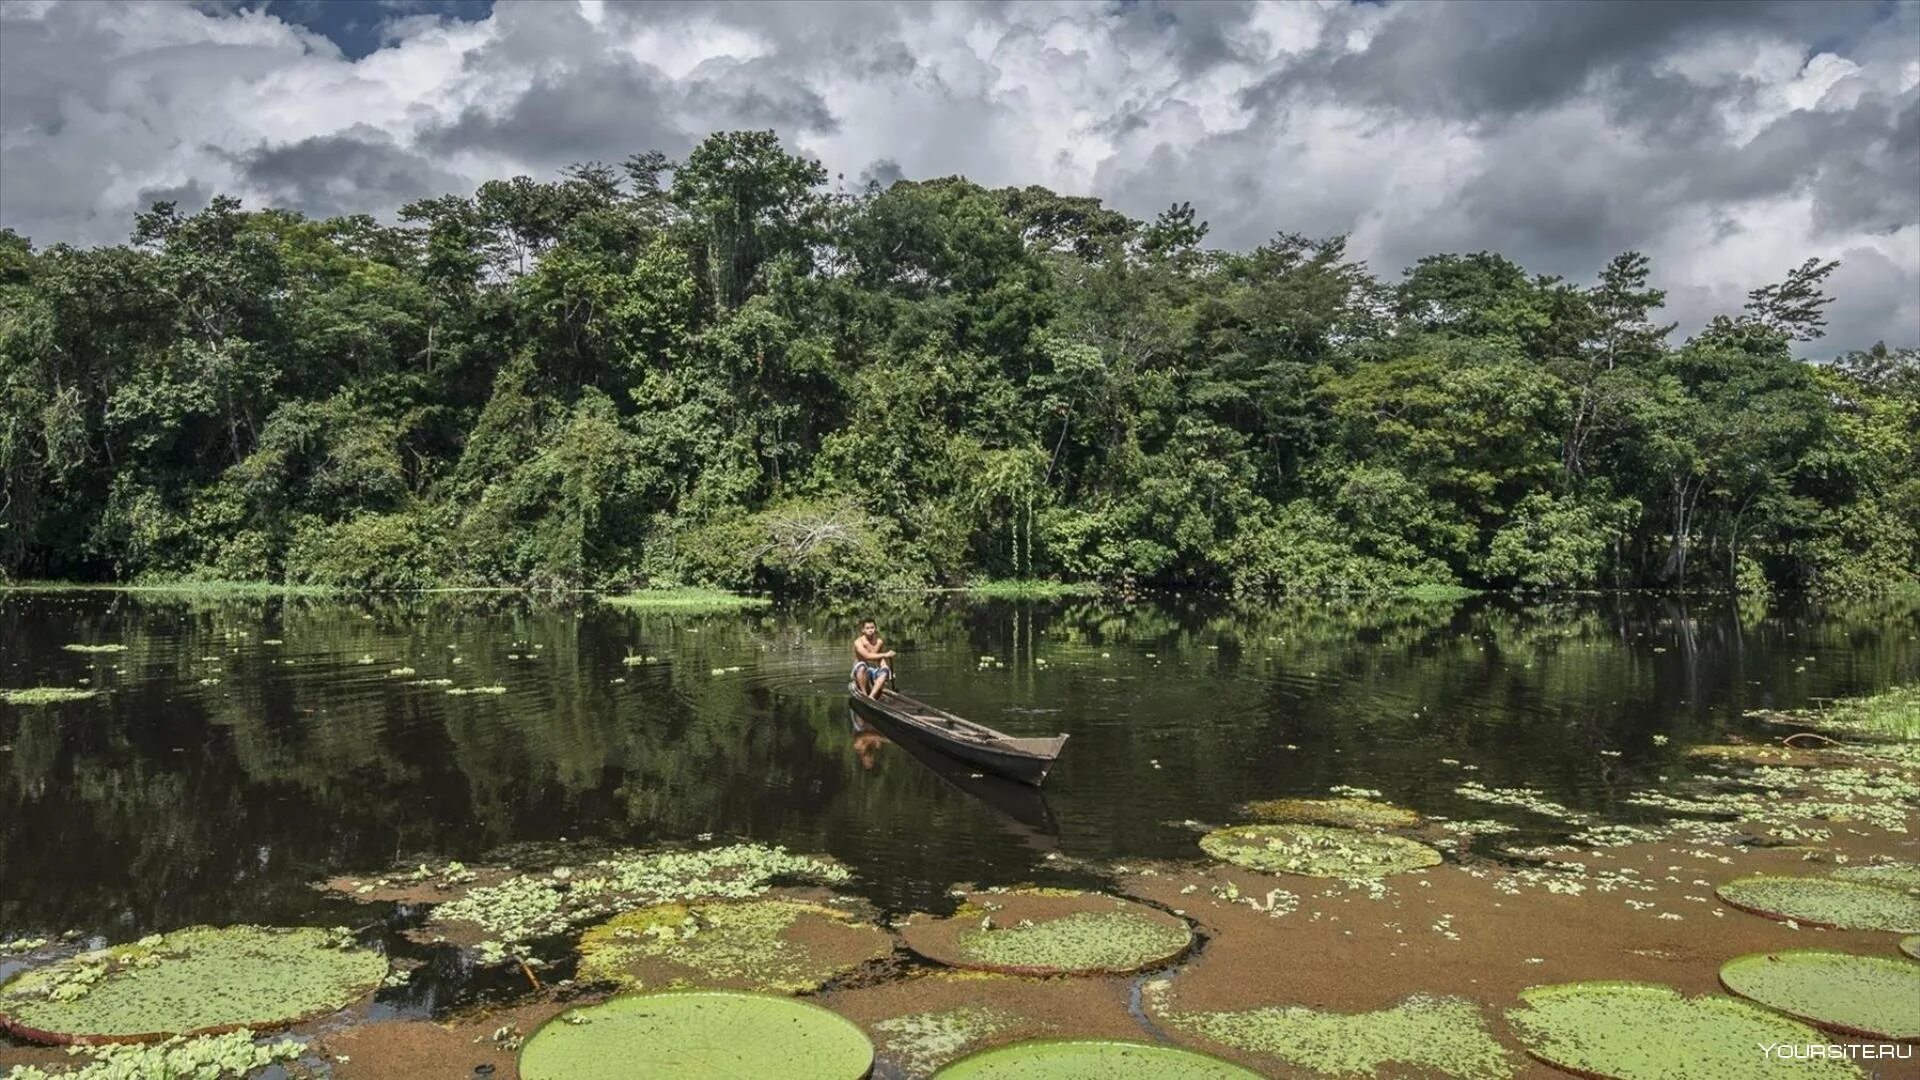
[4,590,1916,936]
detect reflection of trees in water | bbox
[3,590,1918,934]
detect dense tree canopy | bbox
[2,131,1915,597]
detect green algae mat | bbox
[518,991,873,1080]
[1716,875,1920,932]
[899,889,1192,976]
[0,926,385,1045]
[576,898,894,993]
[1719,950,1920,1040]
[1235,796,1420,829]
[1146,990,1520,1080]
[933,1039,1260,1079]
[1506,982,1863,1079]
[1199,824,1441,878]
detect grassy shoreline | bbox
[1761,684,1920,741]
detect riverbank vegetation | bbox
[3,130,1914,597]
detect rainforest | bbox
[3,129,1915,598]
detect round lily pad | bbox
[1507,981,1860,1080]
[933,1038,1261,1079]
[0,926,386,1045]
[576,899,894,994]
[1719,950,1920,1040]
[900,889,1192,976]
[1236,797,1420,829]
[518,991,873,1080]
[1199,824,1441,878]
[1900,936,1919,961]
[1716,875,1920,932]
[1831,862,1920,894]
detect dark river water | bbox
[3,589,1917,942]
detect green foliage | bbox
[1150,992,1520,1080]
[1716,875,1920,932]
[1,130,1912,596]
[1199,824,1442,878]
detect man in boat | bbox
[852,619,895,698]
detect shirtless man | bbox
[852,619,895,699]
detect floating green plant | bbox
[518,991,873,1080]
[900,889,1191,976]
[1901,936,1920,961]
[933,1038,1260,1078]
[600,588,772,613]
[1685,744,1825,767]
[1716,875,1920,932]
[872,1006,1019,1076]
[576,899,893,994]
[1520,981,1871,1079]
[1199,824,1441,878]
[427,844,850,947]
[59,644,126,655]
[1235,797,1420,830]
[2,1029,306,1079]
[1147,990,1519,1080]
[0,925,385,1045]
[1830,861,1920,893]
[1719,951,1920,1040]
[2,688,98,706]
[1508,982,1860,1080]
[446,685,508,696]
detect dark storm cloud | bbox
[420,59,692,168]
[1249,0,1887,124]
[229,127,462,218]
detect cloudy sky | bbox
[2,0,1916,353]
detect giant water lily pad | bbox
[1507,982,1861,1080]
[1719,950,1920,1040]
[576,899,894,994]
[933,1038,1260,1078]
[1899,936,1920,961]
[517,991,873,1080]
[1199,824,1441,878]
[1831,861,1920,894]
[900,889,1192,976]
[0,926,385,1045]
[1236,797,1420,829]
[1716,875,1920,932]
[1147,990,1520,1080]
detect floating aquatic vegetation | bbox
[1716,875,1920,932]
[1145,989,1519,1080]
[2,1029,305,1079]
[1685,744,1826,767]
[59,645,125,655]
[2,688,98,706]
[446,685,508,696]
[1719,950,1920,1040]
[0,925,385,1045]
[1902,936,1920,961]
[406,678,454,687]
[426,844,851,948]
[1452,782,1587,823]
[1235,797,1420,830]
[388,667,416,677]
[1506,982,1859,1080]
[900,889,1192,976]
[871,1005,1019,1075]
[575,899,892,994]
[518,991,872,1080]
[1199,824,1441,879]
[1830,861,1920,894]
[933,1038,1260,1078]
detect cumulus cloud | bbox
[1,0,1914,353]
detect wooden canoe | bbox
[848,683,1068,787]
